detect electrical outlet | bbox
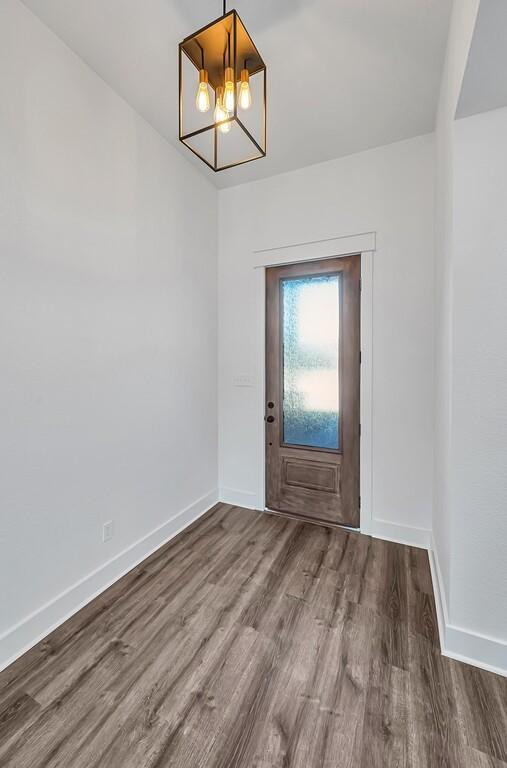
[102,521,113,543]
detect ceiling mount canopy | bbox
[179,1,266,172]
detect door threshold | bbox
[263,507,361,534]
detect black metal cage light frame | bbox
[179,4,266,172]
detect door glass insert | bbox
[281,274,340,450]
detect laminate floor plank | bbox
[1,503,506,767]
[451,662,507,763]
[0,691,40,745]
[465,748,507,767]
[406,631,477,768]
[360,659,409,768]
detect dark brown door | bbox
[265,255,360,527]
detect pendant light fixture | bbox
[179,1,266,172]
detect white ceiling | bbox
[22,0,452,189]
[457,0,507,119]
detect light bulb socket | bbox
[224,67,234,86]
[240,68,249,84]
[199,69,209,85]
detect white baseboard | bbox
[0,489,219,674]
[219,487,259,510]
[429,539,507,678]
[370,519,431,549]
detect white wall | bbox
[431,0,507,675]
[218,134,435,544]
[432,0,479,613]
[0,0,218,668]
[451,106,507,644]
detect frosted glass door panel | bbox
[282,274,340,450]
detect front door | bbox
[265,255,360,527]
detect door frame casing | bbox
[252,232,375,535]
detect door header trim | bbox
[252,231,376,269]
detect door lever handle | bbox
[265,415,275,423]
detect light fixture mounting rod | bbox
[223,0,226,16]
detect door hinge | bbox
[359,350,362,365]
[358,495,361,509]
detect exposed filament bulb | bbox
[238,68,252,110]
[214,86,231,133]
[224,67,235,112]
[195,69,210,113]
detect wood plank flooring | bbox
[1,503,506,767]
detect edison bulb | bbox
[238,68,252,110]
[196,83,210,113]
[195,69,210,113]
[224,67,235,112]
[214,87,231,133]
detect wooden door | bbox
[265,255,360,527]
